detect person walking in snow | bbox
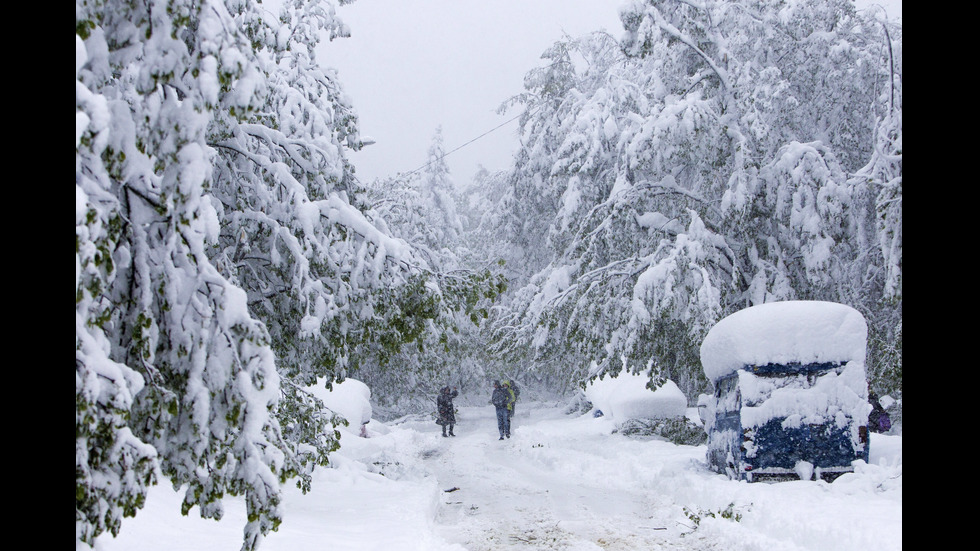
[437,386,458,437]
[491,380,511,440]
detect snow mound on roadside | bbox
[585,371,687,421]
[308,377,373,428]
[700,300,867,382]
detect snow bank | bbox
[308,378,373,428]
[585,371,687,421]
[699,301,867,382]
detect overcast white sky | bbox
[321,0,901,186]
[321,0,624,185]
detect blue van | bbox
[698,301,871,482]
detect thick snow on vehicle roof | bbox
[699,301,867,382]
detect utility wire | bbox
[401,113,522,178]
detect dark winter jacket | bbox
[868,393,891,433]
[491,386,509,410]
[437,387,458,425]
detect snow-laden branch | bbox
[650,4,731,93]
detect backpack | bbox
[877,412,891,432]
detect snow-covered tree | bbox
[847,13,902,394]
[76,0,299,546]
[77,0,504,548]
[486,0,902,398]
[360,133,507,411]
[419,127,464,253]
[367,128,465,271]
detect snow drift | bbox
[309,378,373,429]
[585,370,687,421]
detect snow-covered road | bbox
[425,406,685,550]
[403,402,900,551]
[92,402,902,551]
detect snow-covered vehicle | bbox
[698,301,871,482]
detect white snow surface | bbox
[700,301,868,382]
[91,401,901,551]
[585,370,687,421]
[310,377,374,427]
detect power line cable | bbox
[401,113,522,178]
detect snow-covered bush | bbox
[584,370,687,422]
[617,417,707,445]
[307,378,374,433]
